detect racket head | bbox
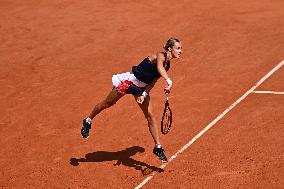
[161,99,172,134]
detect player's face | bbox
[170,42,182,58]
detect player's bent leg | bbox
[89,87,123,119]
[81,87,123,138]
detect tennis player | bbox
[81,37,182,163]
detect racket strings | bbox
[161,105,172,134]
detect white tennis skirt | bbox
[112,72,147,88]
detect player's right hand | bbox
[164,83,172,94]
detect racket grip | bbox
[165,94,169,101]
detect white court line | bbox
[253,90,284,95]
[135,60,284,189]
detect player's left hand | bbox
[136,95,145,104]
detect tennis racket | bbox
[161,94,172,135]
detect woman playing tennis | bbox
[81,37,182,163]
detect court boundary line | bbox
[252,90,284,95]
[135,60,284,189]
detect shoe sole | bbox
[161,159,168,163]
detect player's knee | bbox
[102,100,115,108]
[104,102,112,108]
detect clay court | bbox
[1,0,284,188]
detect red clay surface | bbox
[0,0,284,188]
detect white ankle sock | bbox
[155,144,162,148]
[86,117,92,124]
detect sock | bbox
[155,144,162,148]
[86,117,92,124]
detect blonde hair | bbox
[164,37,180,51]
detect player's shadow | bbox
[70,146,164,175]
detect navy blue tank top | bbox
[132,52,170,84]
